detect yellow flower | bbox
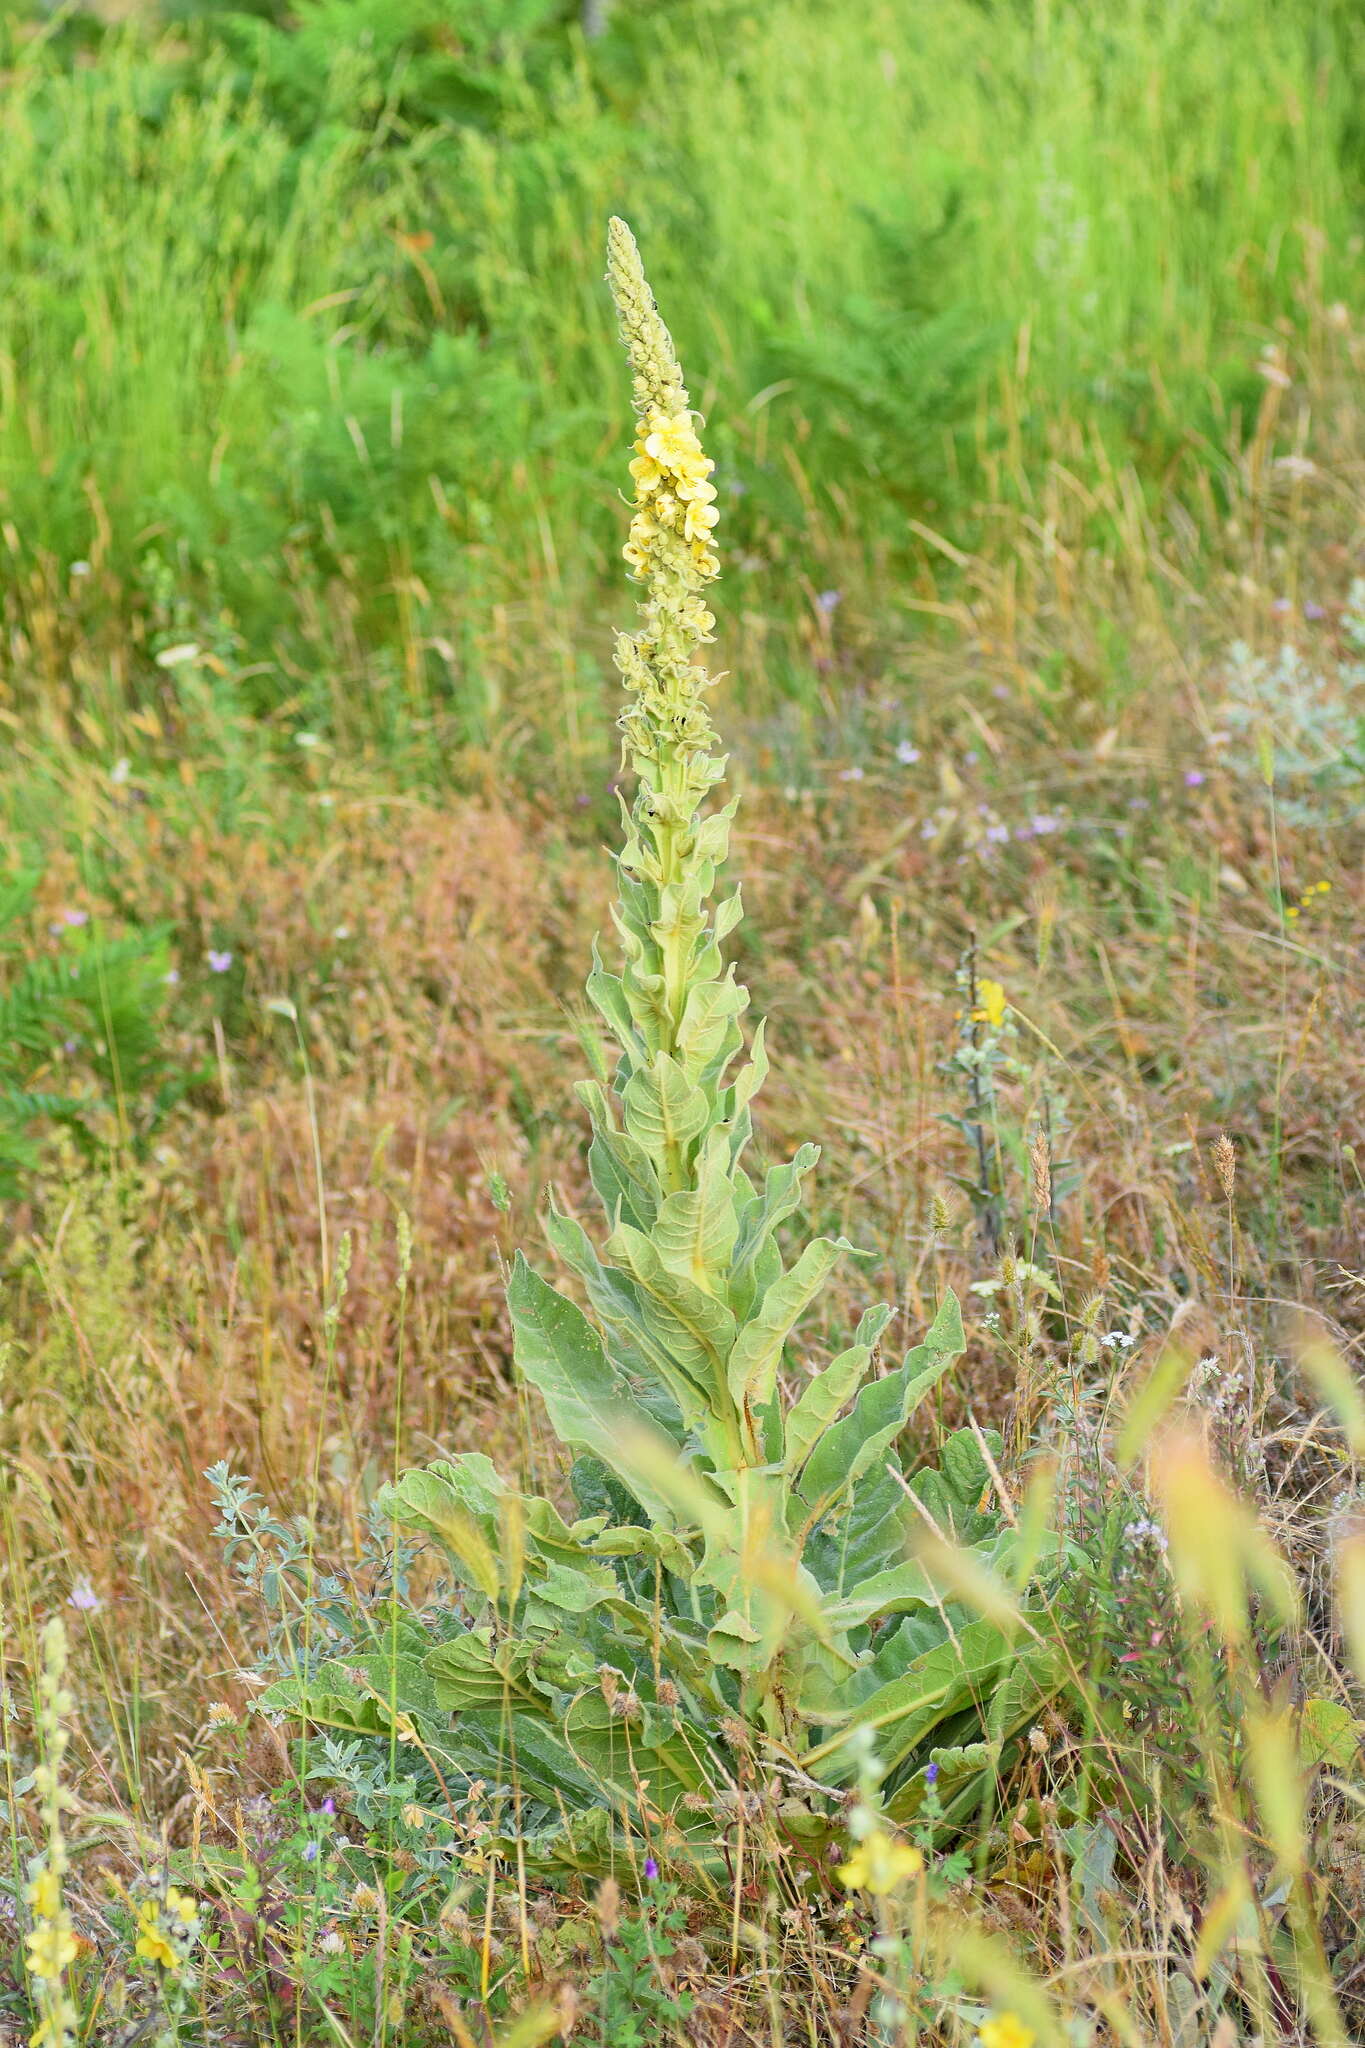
[973,978,1008,1029]
[166,1886,198,1926]
[683,497,720,544]
[629,449,666,493]
[25,1869,61,1921]
[25,1920,78,1982]
[643,410,709,479]
[979,2014,1036,2048]
[135,1902,179,1972]
[835,1827,925,1895]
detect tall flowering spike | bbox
[598,218,749,1201]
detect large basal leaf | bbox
[562,1692,715,1820]
[508,1255,686,1527]
[801,1614,1012,1780]
[807,1615,1058,1788]
[606,1219,737,1408]
[726,1142,819,1319]
[884,1636,1065,1823]
[725,1235,851,1413]
[820,1528,1026,1636]
[799,1289,964,1515]
[783,1303,894,1481]
[262,1653,438,1740]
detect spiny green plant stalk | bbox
[270,222,1060,1874]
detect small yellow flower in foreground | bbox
[836,1827,924,1895]
[166,1886,198,1925]
[978,2014,1036,2048]
[135,1901,179,1972]
[25,1919,78,1982]
[25,1869,62,1922]
[974,978,1008,1030]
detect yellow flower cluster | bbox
[1285,877,1331,922]
[835,1826,925,1895]
[623,407,720,584]
[607,216,722,728]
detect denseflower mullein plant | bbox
[295,220,1056,1876]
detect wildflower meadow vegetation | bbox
[1,0,1364,2043]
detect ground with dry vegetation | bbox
[2,1,1364,2039]
[4,423,1364,2039]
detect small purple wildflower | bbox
[164,968,180,987]
[895,741,921,766]
[1030,814,1059,835]
[643,1856,659,1881]
[816,589,842,614]
[1183,769,1206,789]
[1305,600,1326,621]
[321,1797,337,1816]
[985,822,1010,844]
[1271,596,1292,615]
[62,908,89,928]
[839,765,865,782]
[62,1037,77,1054]
[68,1578,100,1613]
[924,1761,939,1786]
[303,1841,319,1863]
[207,949,234,974]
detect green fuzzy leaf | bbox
[908,1426,1000,1538]
[1299,1696,1363,1770]
[804,1614,1019,1781]
[675,971,748,1082]
[507,1255,684,1525]
[606,1220,737,1409]
[375,1459,505,1600]
[578,1077,663,1231]
[821,1528,1023,1635]
[727,1142,820,1318]
[585,953,648,1064]
[622,1050,710,1175]
[543,1208,708,1434]
[651,1128,740,1290]
[726,1235,850,1414]
[424,1628,551,1713]
[783,1303,894,1479]
[562,1693,713,1817]
[799,1290,964,1515]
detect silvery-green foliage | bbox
[264,224,1059,1870]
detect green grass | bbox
[0,0,1359,762]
